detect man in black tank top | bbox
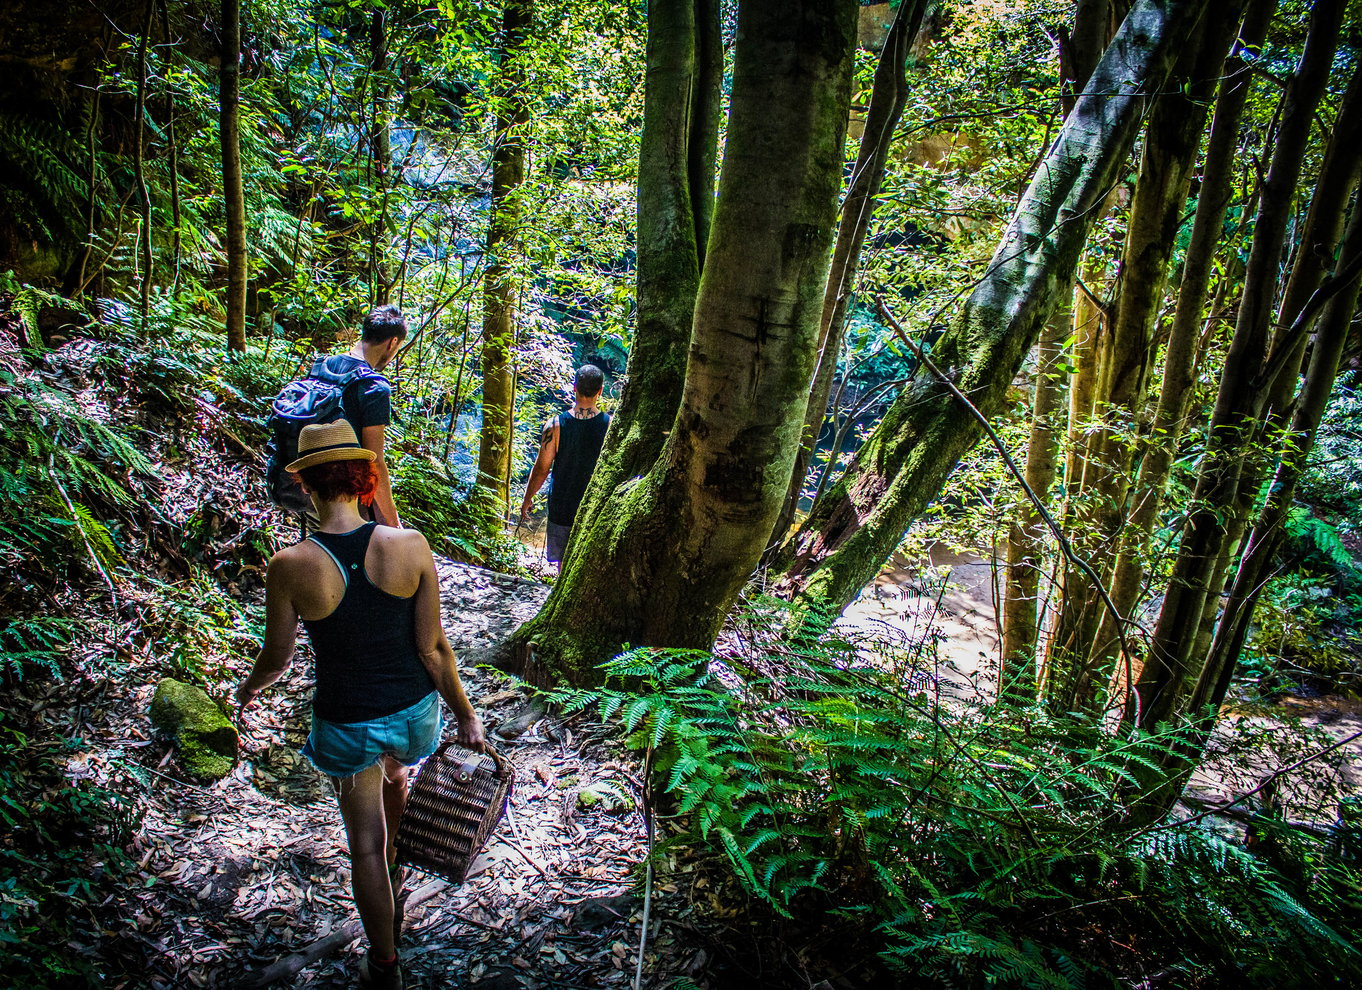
[520,364,610,566]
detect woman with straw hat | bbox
[236,419,484,990]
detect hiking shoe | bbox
[389,864,406,945]
[358,951,403,990]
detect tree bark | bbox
[159,0,181,290]
[1132,0,1345,732]
[476,0,532,516]
[567,0,722,551]
[1086,0,1274,698]
[777,0,1214,626]
[999,0,1113,701]
[507,0,859,685]
[766,0,927,556]
[1041,3,1244,713]
[1195,192,1362,717]
[134,0,155,332]
[220,0,247,353]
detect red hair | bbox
[296,460,377,504]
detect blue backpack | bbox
[265,358,376,513]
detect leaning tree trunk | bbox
[1085,0,1275,699]
[765,0,927,556]
[776,0,1213,626]
[220,0,247,352]
[1041,4,1243,714]
[476,0,531,516]
[504,0,859,686]
[1132,0,1346,733]
[566,0,722,556]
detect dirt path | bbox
[99,560,707,989]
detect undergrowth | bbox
[553,620,1362,988]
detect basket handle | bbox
[431,739,508,778]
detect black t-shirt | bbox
[315,354,392,431]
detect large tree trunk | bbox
[1041,3,1243,714]
[765,0,927,556]
[776,0,1213,624]
[566,0,722,554]
[1132,0,1346,732]
[506,0,859,685]
[1085,0,1275,696]
[220,0,247,353]
[476,0,532,516]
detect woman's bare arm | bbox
[235,553,301,706]
[412,536,485,748]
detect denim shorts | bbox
[301,691,442,779]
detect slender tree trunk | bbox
[220,0,247,353]
[369,9,392,305]
[1195,195,1362,716]
[766,0,927,555]
[1132,0,1345,732]
[158,0,181,290]
[999,297,1070,701]
[476,0,531,515]
[999,0,1112,701]
[777,0,1214,625]
[1086,0,1274,694]
[134,0,155,331]
[506,0,859,685]
[1042,4,1244,713]
[568,0,722,549]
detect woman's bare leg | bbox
[380,755,408,868]
[335,763,396,959]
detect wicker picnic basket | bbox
[395,742,514,884]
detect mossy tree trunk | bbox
[220,0,247,353]
[476,0,532,516]
[1132,0,1346,733]
[507,0,859,686]
[567,0,722,552]
[765,0,927,557]
[775,0,1213,624]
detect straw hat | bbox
[285,420,377,473]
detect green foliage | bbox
[0,710,140,988]
[0,362,155,594]
[553,619,1361,987]
[391,445,521,570]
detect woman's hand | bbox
[234,682,260,709]
[455,710,487,751]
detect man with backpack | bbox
[267,305,406,529]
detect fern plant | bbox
[550,616,1362,988]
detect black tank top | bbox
[547,410,610,526]
[301,523,435,723]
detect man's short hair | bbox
[361,304,408,344]
[574,364,605,397]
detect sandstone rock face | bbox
[150,678,239,781]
